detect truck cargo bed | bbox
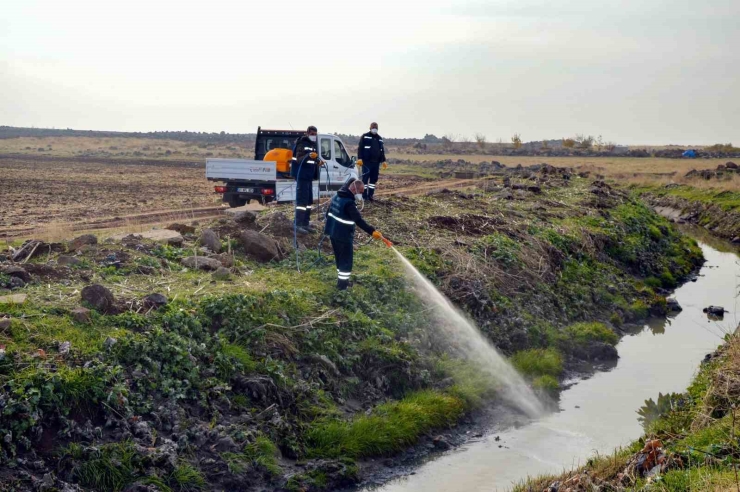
[205,158,277,181]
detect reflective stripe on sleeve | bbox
[327,213,355,225]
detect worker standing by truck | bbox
[357,122,387,201]
[292,126,320,234]
[324,178,391,290]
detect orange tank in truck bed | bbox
[263,148,293,174]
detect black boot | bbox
[337,279,349,291]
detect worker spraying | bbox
[324,178,392,290]
[356,122,388,202]
[292,125,322,234]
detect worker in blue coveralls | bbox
[324,178,390,290]
[292,125,321,234]
[356,122,388,201]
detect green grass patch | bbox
[532,375,559,393]
[307,390,465,459]
[563,322,618,346]
[64,441,139,492]
[168,463,207,491]
[511,348,563,378]
[437,358,499,408]
[244,436,281,476]
[475,232,521,267]
[639,184,740,212]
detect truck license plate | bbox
[237,187,255,193]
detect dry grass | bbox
[0,136,251,160]
[693,336,740,431]
[390,153,740,191]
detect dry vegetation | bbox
[388,153,740,191]
[0,135,252,160]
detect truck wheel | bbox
[228,198,248,208]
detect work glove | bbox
[381,162,388,171]
[356,159,363,167]
[309,152,318,159]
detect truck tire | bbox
[228,197,249,208]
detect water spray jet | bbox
[391,246,545,419]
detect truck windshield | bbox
[334,140,351,167]
[320,138,332,160]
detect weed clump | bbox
[307,390,465,458]
[511,348,563,378]
[563,322,618,346]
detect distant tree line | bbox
[0,126,251,143]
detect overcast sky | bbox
[1,0,738,144]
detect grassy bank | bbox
[0,170,702,490]
[635,183,740,241]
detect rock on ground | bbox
[0,294,27,305]
[257,212,294,238]
[109,230,183,244]
[69,234,98,251]
[167,235,184,247]
[666,298,682,312]
[2,265,32,283]
[71,307,92,324]
[239,230,280,263]
[181,256,222,271]
[200,228,222,253]
[143,293,168,309]
[704,306,726,317]
[582,342,619,361]
[212,253,234,268]
[81,284,116,314]
[9,277,25,289]
[166,223,196,234]
[229,210,257,225]
[212,267,231,281]
[57,255,81,267]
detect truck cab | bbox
[207,127,358,206]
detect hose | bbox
[293,157,333,272]
[293,156,307,272]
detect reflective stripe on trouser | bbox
[295,179,313,226]
[330,237,353,283]
[361,162,380,199]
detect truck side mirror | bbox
[351,156,357,164]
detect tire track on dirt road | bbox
[0,206,228,239]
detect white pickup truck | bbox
[206,127,359,206]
